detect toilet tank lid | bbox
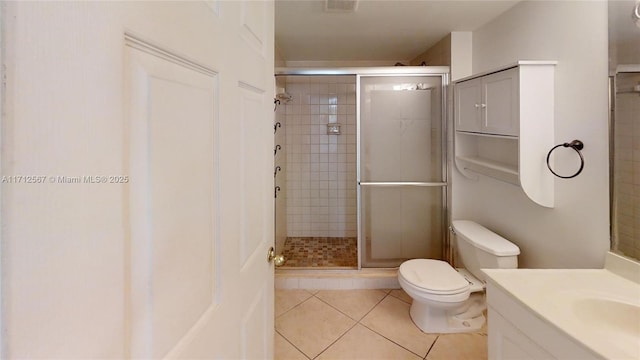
[452,220,520,256]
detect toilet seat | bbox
[398,259,471,303]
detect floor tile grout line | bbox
[312,289,388,323]
[357,320,430,359]
[311,319,361,360]
[275,328,312,360]
[309,290,426,357]
[355,289,391,321]
[277,291,359,360]
[387,289,412,304]
[356,292,431,359]
[276,288,489,360]
[423,335,440,359]
[306,290,392,359]
[275,291,315,320]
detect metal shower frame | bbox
[274,66,451,269]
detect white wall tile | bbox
[283,76,358,239]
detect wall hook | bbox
[274,144,281,156]
[273,98,281,112]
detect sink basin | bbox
[572,297,640,338]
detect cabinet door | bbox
[455,78,482,133]
[488,307,556,360]
[482,68,519,136]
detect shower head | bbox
[275,86,293,102]
[276,92,293,102]
[325,0,359,12]
[616,83,640,95]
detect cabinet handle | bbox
[480,103,487,108]
[474,104,480,108]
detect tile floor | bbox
[275,288,488,360]
[281,237,358,268]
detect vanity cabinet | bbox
[454,61,556,208]
[489,307,556,359]
[486,281,603,360]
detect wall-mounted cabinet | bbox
[454,61,556,208]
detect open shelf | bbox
[455,155,519,184]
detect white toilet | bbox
[398,220,520,333]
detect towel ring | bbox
[546,140,584,179]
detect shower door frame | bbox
[274,67,450,269]
[609,65,640,258]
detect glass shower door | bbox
[359,75,446,267]
[611,71,640,260]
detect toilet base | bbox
[409,293,486,334]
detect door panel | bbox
[127,40,218,359]
[359,75,445,268]
[2,1,274,358]
[363,90,434,181]
[240,0,268,55]
[239,85,270,267]
[242,284,271,359]
[361,186,443,266]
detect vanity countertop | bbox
[483,253,640,360]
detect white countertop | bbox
[483,254,640,360]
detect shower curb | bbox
[275,268,400,290]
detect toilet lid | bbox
[399,259,469,294]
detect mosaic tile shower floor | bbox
[281,237,358,268]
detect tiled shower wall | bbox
[283,75,357,238]
[613,72,640,259]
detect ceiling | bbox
[275,0,520,63]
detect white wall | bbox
[450,31,473,81]
[452,1,610,268]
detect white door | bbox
[2,1,274,358]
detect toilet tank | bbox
[452,220,520,282]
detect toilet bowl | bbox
[398,220,520,333]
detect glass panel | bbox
[611,72,640,260]
[274,74,359,268]
[360,186,443,267]
[359,75,445,267]
[360,76,443,182]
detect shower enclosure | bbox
[611,69,640,261]
[274,67,449,269]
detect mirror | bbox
[609,0,640,261]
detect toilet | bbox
[398,220,520,333]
